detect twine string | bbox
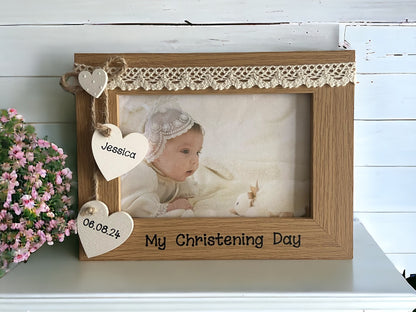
[103,56,128,78]
[94,56,128,137]
[60,56,128,201]
[59,72,83,94]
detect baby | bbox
[121,105,203,217]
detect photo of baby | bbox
[120,93,310,218]
[121,105,203,217]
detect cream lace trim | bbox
[74,62,355,91]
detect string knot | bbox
[103,56,128,80]
[96,123,112,137]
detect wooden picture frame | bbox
[74,51,354,260]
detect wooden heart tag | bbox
[92,124,149,181]
[77,200,134,258]
[78,69,108,98]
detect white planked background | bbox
[1,1,416,276]
[346,24,416,274]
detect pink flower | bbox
[0,243,8,252]
[61,168,72,179]
[67,219,76,229]
[55,173,62,185]
[45,233,53,245]
[41,191,51,202]
[57,185,65,193]
[13,249,30,263]
[61,195,71,205]
[65,183,71,192]
[34,179,42,189]
[34,220,45,229]
[8,108,17,117]
[58,233,65,242]
[11,222,24,231]
[22,194,35,209]
[36,202,49,215]
[9,145,24,160]
[0,108,76,269]
[18,157,27,166]
[10,235,20,250]
[2,171,10,180]
[31,186,38,200]
[37,139,50,148]
[11,203,22,216]
[48,219,57,228]
[14,133,25,143]
[34,163,46,178]
[10,170,17,180]
[37,230,46,243]
[24,229,34,239]
[26,152,34,162]
[51,143,58,152]
[29,242,44,253]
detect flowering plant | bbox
[0,108,76,277]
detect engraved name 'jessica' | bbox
[101,142,137,159]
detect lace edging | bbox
[74,62,355,91]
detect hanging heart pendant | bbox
[77,200,134,258]
[91,123,149,181]
[78,69,108,98]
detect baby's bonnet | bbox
[144,104,195,162]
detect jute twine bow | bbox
[60,56,128,201]
[60,56,128,137]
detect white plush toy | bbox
[231,180,308,217]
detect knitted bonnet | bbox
[144,104,195,162]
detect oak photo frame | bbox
[75,51,354,260]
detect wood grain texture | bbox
[75,51,354,260]
[75,50,355,67]
[1,0,414,25]
[312,84,354,247]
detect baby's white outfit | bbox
[121,162,197,217]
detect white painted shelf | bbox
[0,221,415,311]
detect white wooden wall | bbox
[1,1,415,274]
[348,24,416,274]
